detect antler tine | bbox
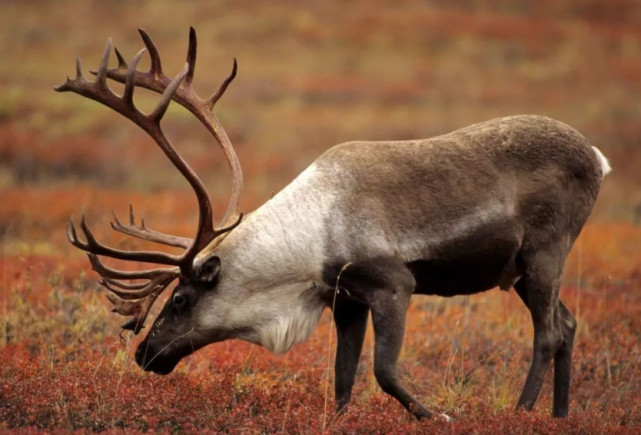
[114,47,128,69]
[95,38,112,86]
[123,48,146,105]
[66,212,184,265]
[75,57,86,81]
[206,58,237,109]
[111,207,191,249]
[151,62,189,122]
[185,26,197,85]
[103,277,148,290]
[100,275,172,300]
[105,274,174,313]
[87,253,179,281]
[138,28,163,77]
[101,279,148,299]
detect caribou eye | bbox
[172,293,187,310]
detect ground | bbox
[1,1,640,433]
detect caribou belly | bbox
[407,219,522,297]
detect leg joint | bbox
[537,332,564,359]
[374,367,398,393]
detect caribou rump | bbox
[56,28,610,420]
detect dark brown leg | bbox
[369,292,433,420]
[514,252,564,413]
[333,300,369,413]
[326,256,446,420]
[553,300,576,417]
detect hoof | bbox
[437,413,455,423]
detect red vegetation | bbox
[1,220,640,432]
[2,0,641,432]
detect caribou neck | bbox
[205,162,334,292]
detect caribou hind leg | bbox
[552,300,576,417]
[513,249,569,415]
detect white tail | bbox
[592,146,612,178]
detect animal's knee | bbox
[374,367,398,393]
[537,331,564,359]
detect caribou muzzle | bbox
[135,338,182,375]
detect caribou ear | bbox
[197,256,221,284]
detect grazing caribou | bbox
[57,28,610,420]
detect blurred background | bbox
[1,2,641,430]
[1,0,640,255]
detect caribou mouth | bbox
[135,342,181,375]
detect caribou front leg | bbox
[328,257,433,420]
[333,300,369,413]
[369,291,432,419]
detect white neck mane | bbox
[195,162,335,353]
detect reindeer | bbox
[56,28,611,420]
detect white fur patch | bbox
[255,301,324,354]
[592,146,611,178]
[193,162,334,355]
[197,162,332,285]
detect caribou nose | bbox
[134,339,178,375]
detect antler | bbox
[110,204,191,249]
[101,27,243,229]
[89,253,179,334]
[55,29,243,333]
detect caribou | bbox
[56,28,610,420]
